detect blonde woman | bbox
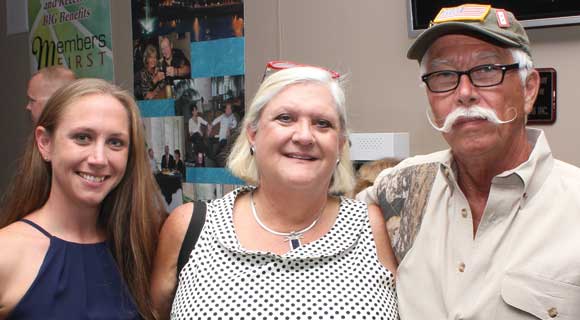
[152,63,399,319]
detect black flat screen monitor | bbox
[408,0,580,36]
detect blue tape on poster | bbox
[186,167,245,185]
[137,99,175,117]
[190,37,245,78]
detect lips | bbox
[78,172,107,183]
[285,153,317,161]
[454,116,488,126]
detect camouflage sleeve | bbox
[373,163,439,263]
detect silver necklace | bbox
[250,191,325,250]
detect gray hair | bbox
[227,66,355,194]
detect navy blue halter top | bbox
[7,219,140,319]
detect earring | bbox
[250,145,256,155]
[336,158,340,166]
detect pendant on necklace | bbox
[286,232,303,250]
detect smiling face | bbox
[247,83,344,191]
[146,51,158,70]
[160,38,172,60]
[36,94,130,209]
[424,34,538,159]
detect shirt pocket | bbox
[496,271,580,319]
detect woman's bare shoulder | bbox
[160,202,195,241]
[0,221,50,317]
[0,221,49,258]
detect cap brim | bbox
[407,22,522,62]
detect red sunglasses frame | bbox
[263,60,341,80]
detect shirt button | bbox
[461,208,468,218]
[548,307,558,318]
[458,262,466,272]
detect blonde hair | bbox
[227,66,355,194]
[351,158,401,197]
[0,78,165,320]
[142,44,159,66]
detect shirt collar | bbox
[501,128,553,201]
[438,128,553,201]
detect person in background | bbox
[210,102,237,160]
[188,104,209,160]
[159,36,191,83]
[149,148,160,174]
[136,44,165,100]
[161,145,175,171]
[350,157,401,197]
[358,4,580,319]
[0,78,165,319]
[26,66,76,124]
[174,149,185,181]
[150,63,399,320]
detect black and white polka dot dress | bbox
[171,187,398,320]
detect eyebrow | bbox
[429,50,505,69]
[429,58,451,69]
[71,127,129,138]
[473,51,503,60]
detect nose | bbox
[292,120,315,145]
[455,74,479,106]
[26,102,32,111]
[87,143,107,166]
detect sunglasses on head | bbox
[262,60,341,81]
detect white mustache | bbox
[426,106,518,133]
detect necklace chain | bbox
[250,191,325,242]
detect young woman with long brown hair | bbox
[0,78,165,319]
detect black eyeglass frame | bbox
[421,63,521,93]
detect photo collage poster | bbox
[131,0,245,208]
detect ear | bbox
[338,134,347,153]
[523,69,540,115]
[246,123,258,147]
[35,126,52,161]
[337,134,348,160]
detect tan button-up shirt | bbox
[358,129,580,319]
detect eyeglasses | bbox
[421,63,520,93]
[262,60,341,81]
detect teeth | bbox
[79,173,105,183]
[289,154,313,160]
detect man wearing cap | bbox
[358,4,580,319]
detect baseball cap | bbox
[407,4,531,62]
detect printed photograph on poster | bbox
[131,0,243,41]
[132,0,245,201]
[143,116,186,212]
[134,32,191,101]
[182,183,238,202]
[28,0,114,80]
[174,75,244,168]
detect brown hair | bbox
[0,78,166,320]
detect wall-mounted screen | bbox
[408,0,580,37]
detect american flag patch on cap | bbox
[433,4,491,23]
